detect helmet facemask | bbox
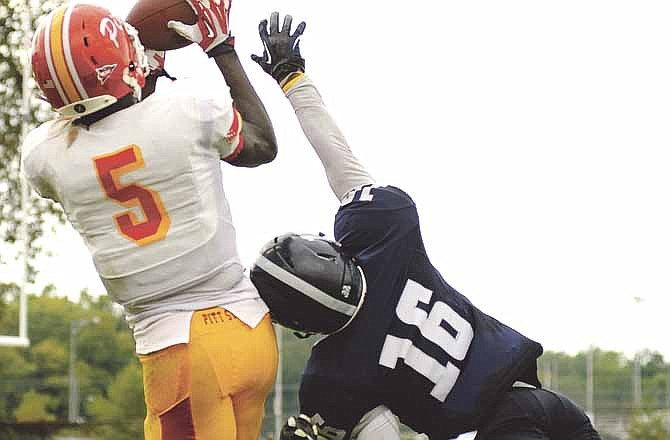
[122,22,149,102]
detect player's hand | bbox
[251,12,306,87]
[280,415,319,440]
[280,414,343,440]
[167,0,234,57]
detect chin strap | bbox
[58,95,118,119]
[72,94,137,128]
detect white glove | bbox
[167,0,234,57]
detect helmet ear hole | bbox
[251,234,367,336]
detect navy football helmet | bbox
[250,233,366,336]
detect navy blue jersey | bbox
[299,186,543,439]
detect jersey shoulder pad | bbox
[335,185,418,254]
[339,185,415,211]
[21,121,63,200]
[21,120,64,169]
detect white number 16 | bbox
[379,279,474,402]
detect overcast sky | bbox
[3,0,668,358]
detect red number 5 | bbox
[93,145,170,246]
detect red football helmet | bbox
[32,3,148,118]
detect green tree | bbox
[628,413,670,440]
[0,347,35,420]
[89,360,145,440]
[640,351,670,411]
[13,390,55,422]
[32,339,67,375]
[0,0,65,277]
[0,291,140,426]
[539,349,643,419]
[594,349,634,416]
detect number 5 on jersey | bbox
[93,145,170,246]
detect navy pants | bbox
[475,388,601,440]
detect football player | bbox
[250,12,602,440]
[22,2,278,439]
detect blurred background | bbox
[1,0,669,439]
[1,292,669,439]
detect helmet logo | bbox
[96,64,118,85]
[341,285,351,299]
[99,17,120,48]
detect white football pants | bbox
[349,405,477,440]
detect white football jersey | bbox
[22,80,267,352]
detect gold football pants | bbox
[140,309,278,440]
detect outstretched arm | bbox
[168,0,277,167]
[253,13,374,201]
[284,75,374,202]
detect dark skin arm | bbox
[141,54,277,167]
[161,0,277,167]
[213,51,278,167]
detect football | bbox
[126,0,196,51]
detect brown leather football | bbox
[126,0,196,50]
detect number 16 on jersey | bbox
[379,279,474,402]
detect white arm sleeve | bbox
[350,405,402,440]
[285,75,375,202]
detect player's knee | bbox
[539,389,598,438]
[351,405,401,440]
